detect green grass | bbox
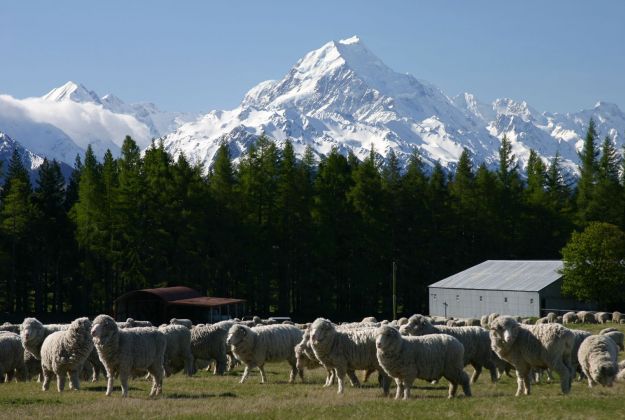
[0,323,624,419]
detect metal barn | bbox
[428,260,595,318]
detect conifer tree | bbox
[576,118,599,225]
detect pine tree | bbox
[576,118,599,225]
[65,154,82,211]
[591,135,623,225]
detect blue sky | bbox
[1,0,624,113]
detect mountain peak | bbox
[338,35,361,45]
[43,81,101,104]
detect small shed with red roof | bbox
[114,286,246,325]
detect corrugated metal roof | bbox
[429,260,563,292]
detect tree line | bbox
[0,118,623,320]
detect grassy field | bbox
[1,323,624,419]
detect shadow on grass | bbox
[0,397,62,406]
[83,385,141,392]
[165,392,237,399]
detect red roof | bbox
[115,286,245,308]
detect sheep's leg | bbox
[185,353,194,377]
[394,378,403,400]
[470,363,482,384]
[403,379,414,400]
[336,368,346,394]
[522,371,531,395]
[57,373,66,392]
[288,362,297,384]
[347,370,360,387]
[41,370,51,391]
[380,373,390,396]
[553,361,571,394]
[216,356,227,376]
[147,364,163,397]
[485,360,498,383]
[448,380,458,399]
[105,374,114,396]
[69,369,80,390]
[323,369,333,387]
[515,369,529,396]
[259,365,267,384]
[460,370,472,397]
[363,369,374,383]
[587,377,595,388]
[240,366,250,384]
[120,374,129,397]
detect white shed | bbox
[428,260,595,318]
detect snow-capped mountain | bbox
[0,131,48,179]
[0,82,197,165]
[161,36,625,174]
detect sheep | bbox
[158,324,194,376]
[578,334,618,387]
[170,318,193,329]
[488,313,500,325]
[20,318,68,360]
[570,329,592,379]
[397,317,409,326]
[612,311,622,324]
[0,332,26,382]
[577,311,595,324]
[535,317,549,324]
[91,314,166,397]
[401,315,497,384]
[546,312,557,323]
[119,318,153,329]
[563,312,578,324]
[480,315,489,328]
[23,350,42,381]
[190,320,235,375]
[0,323,20,334]
[489,316,574,396]
[599,329,624,352]
[595,312,611,324]
[362,316,378,323]
[309,318,390,395]
[294,328,336,386]
[40,317,94,392]
[375,325,471,400]
[226,324,303,384]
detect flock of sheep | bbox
[0,311,624,400]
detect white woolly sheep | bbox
[40,317,94,392]
[119,318,153,329]
[612,311,622,324]
[595,312,611,324]
[0,323,20,334]
[578,334,618,387]
[599,329,624,352]
[20,318,68,360]
[401,315,497,384]
[488,313,500,325]
[480,315,489,328]
[570,329,592,379]
[91,314,166,397]
[226,324,303,384]
[577,311,595,324]
[563,312,578,324]
[546,312,557,323]
[0,332,26,382]
[294,328,336,386]
[309,318,390,395]
[375,325,471,400]
[158,324,194,376]
[535,317,549,324]
[170,318,193,329]
[362,316,378,323]
[489,316,574,396]
[190,320,235,375]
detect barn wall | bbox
[538,279,598,314]
[428,288,540,318]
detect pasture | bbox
[1,323,624,419]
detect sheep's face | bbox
[490,316,519,347]
[376,326,400,352]
[398,324,412,336]
[595,365,617,387]
[91,315,118,345]
[21,318,44,345]
[310,319,333,346]
[226,325,248,348]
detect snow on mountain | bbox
[0,131,44,171]
[0,82,196,165]
[161,36,624,174]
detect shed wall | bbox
[429,287,540,318]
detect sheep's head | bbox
[91,315,119,345]
[69,317,93,339]
[226,325,250,348]
[21,318,45,346]
[310,318,335,346]
[594,364,617,387]
[399,324,413,336]
[376,325,401,352]
[489,316,519,347]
